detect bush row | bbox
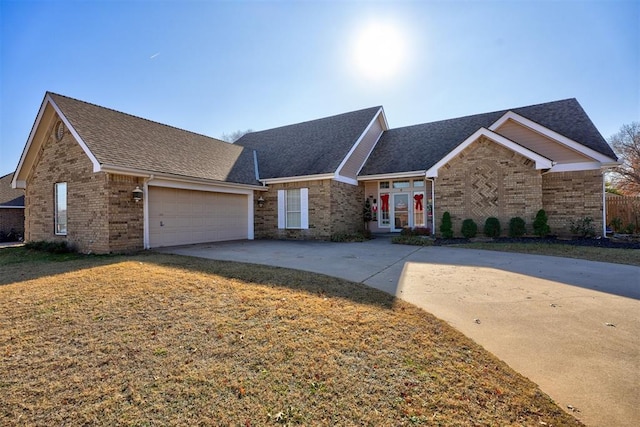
[439,210,553,238]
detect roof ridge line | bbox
[47,92,231,146]
[245,105,383,135]
[387,98,578,132]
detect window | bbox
[286,189,301,228]
[413,179,424,187]
[55,182,67,235]
[277,188,309,229]
[393,180,410,189]
[379,181,389,189]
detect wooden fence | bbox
[606,195,640,232]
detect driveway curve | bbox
[159,238,640,427]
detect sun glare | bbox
[352,21,408,82]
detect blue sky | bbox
[1,0,638,176]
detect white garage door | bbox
[148,186,248,248]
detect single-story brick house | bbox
[0,172,25,240]
[12,92,618,253]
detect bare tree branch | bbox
[609,122,640,194]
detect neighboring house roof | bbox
[360,98,616,177]
[47,93,260,186]
[235,106,382,179]
[0,173,24,207]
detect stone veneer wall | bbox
[0,208,24,237]
[25,116,144,253]
[254,179,364,239]
[435,136,543,237]
[542,170,603,236]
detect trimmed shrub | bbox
[609,217,623,233]
[440,211,453,238]
[401,227,432,237]
[483,217,501,238]
[533,209,550,237]
[461,219,478,238]
[508,217,526,238]
[569,217,596,238]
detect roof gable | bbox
[425,128,553,177]
[236,106,383,180]
[15,93,260,187]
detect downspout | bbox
[427,176,435,236]
[602,171,607,238]
[143,175,153,249]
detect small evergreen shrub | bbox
[508,217,526,237]
[609,217,623,233]
[440,211,453,238]
[483,217,501,238]
[569,217,596,238]
[461,219,478,238]
[533,209,550,237]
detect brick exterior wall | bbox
[254,179,364,239]
[542,170,604,236]
[25,117,144,253]
[0,208,24,238]
[435,136,543,237]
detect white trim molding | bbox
[358,171,427,181]
[335,107,386,179]
[489,111,618,164]
[261,173,335,185]
[425,128,553,177]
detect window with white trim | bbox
[55,182,67,235]
[277,188,309,229]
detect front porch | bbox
[363,177,434,234]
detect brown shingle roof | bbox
[0,173,24,207]
[49,93,259,186]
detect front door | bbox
[392,193,409,231]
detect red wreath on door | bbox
[414,194,424,211]
[380,194,389,211]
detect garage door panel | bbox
[149,187,248,248]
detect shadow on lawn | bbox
[143,252,398,310]
[0,248,396,309]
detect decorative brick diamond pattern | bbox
[469,164,499,218]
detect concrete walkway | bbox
[158,238,640,427]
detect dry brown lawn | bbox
[0,249,582,426]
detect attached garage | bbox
[148,186,250,248]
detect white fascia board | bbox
[357,170,427,181]
[547,162,603,172]
[489,111,616,163]
[261,173,335,185]
[336,107,384,179]
[101,165,264,192]
[12,95,51,188]
[48,95,102,172]
[148,178,259,195]
[333,174,359,186]
[425,128,553,177]
[0,205,25,209]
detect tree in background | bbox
[608,122,640,195]
[220,129,253,143]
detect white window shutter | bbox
[300,188,309,229]
[277,190,286,229]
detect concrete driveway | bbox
[158,238,640,427]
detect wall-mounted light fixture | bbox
[257,195,265,208]
[132,186,144,203]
